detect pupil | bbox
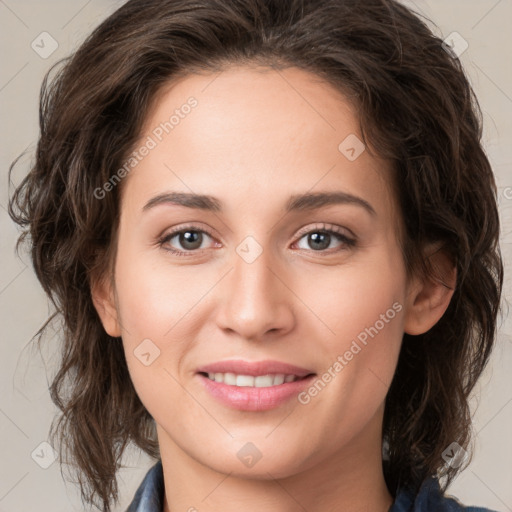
[180,231,202,250]
[309,232,329,250]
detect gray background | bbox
[0,1,511,511]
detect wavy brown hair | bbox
[8,0,504,510]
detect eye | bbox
[157,222,356,257]
[158,225,217,256]
[294,223,356,253]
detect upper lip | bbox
[196,359,315,378]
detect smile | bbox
[203,372,301,387]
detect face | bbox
[95,65,425,479]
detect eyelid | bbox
[160,222,216,238]
[294,222,354,240]
[158,223,218,250]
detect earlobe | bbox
[403,244,457,336]
[90,274,122,338]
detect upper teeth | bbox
[207,373,297,387]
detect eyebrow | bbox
[142,191,376,216]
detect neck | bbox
[158,410,392,512]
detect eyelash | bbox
[157,223,356,257]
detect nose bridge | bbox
[216,236,294,339]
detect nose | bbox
[215,243,296,341]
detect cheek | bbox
[299,250,406,407]
[111,247,205,397]
[113,245,213,341]
[112,244,237,416]
[301,251,406,347]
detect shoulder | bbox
[390,476,499,512]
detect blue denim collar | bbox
[125,460,164,512]
[125,460,497,512]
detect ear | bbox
[90,272,122,338]
[403,243,457,336]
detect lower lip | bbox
[197,373,316,411]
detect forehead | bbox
[141,65,359,161]
[122,65,397,223]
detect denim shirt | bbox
[125,459,497,512]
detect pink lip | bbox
[196,359,316,412]
[196,359,314,378]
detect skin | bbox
[93,65,456,512]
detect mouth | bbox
[198,371,314,387]
[195,359,317,411]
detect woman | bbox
[8,0,503,511]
